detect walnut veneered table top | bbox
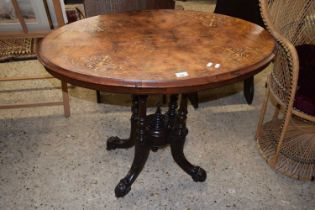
[38,10,275,94]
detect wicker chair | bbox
[256,0,315,180]
[83,0,175,103]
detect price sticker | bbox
[175,71,189,78]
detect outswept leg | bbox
[115,143,150,197]
[114,95,150,197]
[107,95,139,150]
[170,94,206,182]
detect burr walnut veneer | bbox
[38,10,275,197]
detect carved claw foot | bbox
[191,166,207,182]
[115,178,131,198]
[106,136,134,150]
[107,136,120,150]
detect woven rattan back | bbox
[260,0,315,108]
[266,0,315,45]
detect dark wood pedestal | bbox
[107,94,207,197]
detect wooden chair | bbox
[83,0,175,103]
[214,0,264,104]
[0,0,70,117]
[256,0,315,180]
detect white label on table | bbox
[215,63,221,69]
[207,62,213,68]
[175,71,189,78]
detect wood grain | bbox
[38,10,275,94]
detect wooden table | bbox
[38,10,275,197]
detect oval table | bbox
[38,10,275,197]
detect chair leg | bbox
[271,109,292,167]
[96,90,101,103]
[188,92,199,109]
[244,76,254,104]
[256,87,270,139]
[61,81,70,118]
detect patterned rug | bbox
[0,38,38,63]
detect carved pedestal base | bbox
[107,94,207,197]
